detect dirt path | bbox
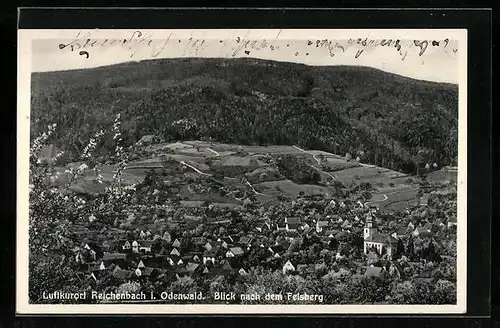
[293,145,322,165]
[243,179,271,197]
[364,188,419,208]
[180,161,213,177]
[206,148,220,156]
[310,165,336,180]
[293,145,336,180]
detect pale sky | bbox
[27,29,464,84]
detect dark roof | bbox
[238,236,252,244]
[286,223,300,230]
[270,245,285,253]
[137,240,156,247]
[415,226,430,234]
[303,227,315,235]
[167,254,181,262]
[102,253,128,261]
[84,241,100,248]
[191,237,207,245]
[113,269,134,279]
[365,233,390,244]
[89,262,104,271]
[140,257,169,268]
[221,261,234,271]
[141,267,156,276]
[203,267,224,277]
[221,237,233,244]
[286,217,301,225]
[203,250,217,257]
[386,235,398,244]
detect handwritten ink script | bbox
[58,31,174,58]
[57,30,457,61]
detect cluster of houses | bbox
[74,231,257,284]
[72,197,456,285]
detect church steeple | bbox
[364,213,377,240]
[366,213,373,228]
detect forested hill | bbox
[30,57,459,174]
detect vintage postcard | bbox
[17,28,467,314]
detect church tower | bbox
[363,213,377,240]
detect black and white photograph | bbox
[17,28,467,314]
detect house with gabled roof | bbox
[181,254,194,263]
[137,259,146,269]
[413,225,431,238]
[267,245,285,258]
[276,222,287,231]
[170,248,181,256]
[112,268,135,280]
[392,226,410,239]
[135,267,157,278]
[203,250,217,265]
[119,240,131,252]
[282,260,296,275]
[226,247,245,258]
[190,253,201,262]
[341,219,353,230]
[238,236,253,246]
[88,260,106,272]
[191,236,207,247]
[135,240,156,253]
[447,217,457,228]
[185,262,201,274]
[172,238,181,248]
[166,254,182,266]
[284,217,302,232]
[131,240,139,253]
[89,267,108,281]
[220,259,234,271]
[204,241,213,251]
[256,222,272,233]
[322,230,336,238]
[315,220,329,233]
[102,252,128,262]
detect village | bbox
[70,186,457,304]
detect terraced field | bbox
[52,141,433,213]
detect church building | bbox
[363,214,398,258]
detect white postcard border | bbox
[17,28,467,315]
